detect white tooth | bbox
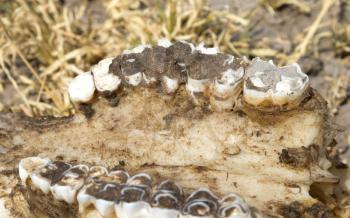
[95,199,115,217]
[115,201,151,218]
[125,72,143,86]
[149,208,179,218]
[50,184,77,204]
[242,85,271,106]
[77,186,96,214]
[91,57,121,92]
[94,73,121,92]
[30,173,51,194]
[50,165,88,204]
[68,72,96,103]
[186,77,210,104]
[244,59,309,108]
[196,42,219,55]
[91,57,114,77]
[18,157,50,184]
[123,44,152,55]
[272,63,309,106]
[158,38,172,48]
[162,76,179,94]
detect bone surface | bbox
[0,41,348,218]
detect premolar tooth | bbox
[50,164,89,204]
[125,72,143,86]
[210,68,244,111]
[18,157,50,184]
[31,161,71,194]
[161,76,179,94]
[142,73,157,86]
[68,72,96,103]
[183,188,219,217]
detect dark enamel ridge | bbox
[19,157,253,217]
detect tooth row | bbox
[19,157,252,218]
[68,40,309,111]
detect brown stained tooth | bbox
[30,161,71,194]
[78,182,121,217]
[127,172,152,187]
[88,166,109,178]
[19,156,51,184]
[50,164,89,204]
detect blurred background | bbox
[0,0,349,158]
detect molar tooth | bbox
[31,161,71,194]
[161,76,179,94]
[18,157,50,184]
[68,72,96,103]
[183,188,219,217]
[125,72,143,86]
[50,164,89,204]
[243,58,309,109]
[158,38,173,48]
[89,166,108,178]
[150,192,180,218]
[115,201,151,218]
[218,193,251,218]
[210,68,244,111]
[127,173,152,187]
[122,44,152,55]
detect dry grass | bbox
[0,0,346,116]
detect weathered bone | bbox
[0,40,347,217]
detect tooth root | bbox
[68,72,96,103]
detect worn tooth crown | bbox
[68,72,96,103]
[91,57,121,92]
[18,156,51,184]
[243,57,309,109]
[19,157,254,218]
